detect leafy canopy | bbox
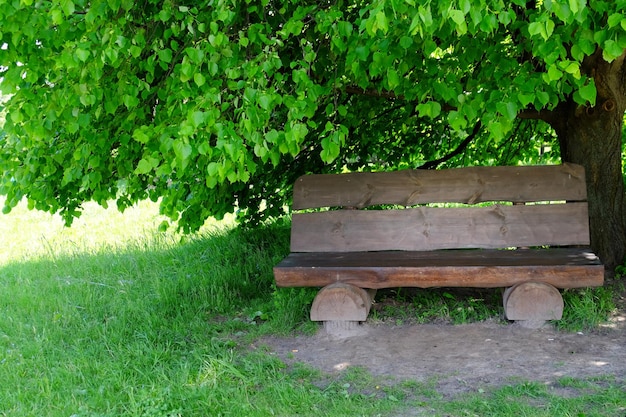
[1,0,625,230]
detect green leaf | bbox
[132,127,151,144]
[159,9,171,22]
[265,129,280,144]
[449,10,465,26]
[320,135,340,163]
[135,157,156,174]
[607,13,623,28]
[479,14,497,33]
[355,46,369,61]
[528,19,554,40]
[528,22,543,37]
[193,73,206,87]
[602,40,624,62]
[570,44,584,61]
[545,19,555,38]
[61,0,75,16]
[123,95,139,109]
[536,91,550,107]
[559,60,581,78]
[185,47,205,64]
[576,38,596,56]
[50,9,64,25]
[496,101,518,121]
[158,48,173,64]
[258,94,272,110]
[416,101,442,119]
[191,111,206,128]
[518,93,535,107]
[418,5,433,27]
[282,19,304,37]
[129,45,142,58]
[577,82,597,104]
[107,0,121,12]
[172,140,193,173]
[375,10,389,34]
[337,21,353,38]
[399,36,413,49]
[460,0,471,14]
[198,141,212,156]
[387,68,400,90]
[489,121,505,141]
[75,48,90,62]
[409,13,422,36]
[207,161,220,177]
[547,64,564,81]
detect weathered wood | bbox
[291,203,590,252]
[310,283,374,321]
[274,248,604,289]
[503,282,564,321]
[274,163,604,327]
[293,163,586,210]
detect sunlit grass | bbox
[0,197,234,264]
[0,197,623,416]
[0,199,402,416]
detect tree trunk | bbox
[551,51,626,272]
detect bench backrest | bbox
[290,163,590,252]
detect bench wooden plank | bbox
[277,163,604,327]
[291,203,590,252]
[293,163,586,210]
[273,248,604,289]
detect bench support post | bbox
[503,282,563,328]
[310,283,375,322]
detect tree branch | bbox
[344,86,402,100]
[343,85,457,111]
[517,108,557,124]
[418,121,482,170]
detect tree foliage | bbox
[0,0,625,231]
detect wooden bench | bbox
[273,163,604,329]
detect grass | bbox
[0,198,624,416]
[439,377,626,417]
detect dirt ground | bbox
[262,291,626,398]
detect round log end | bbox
[310,283,373,322]
[504,281,564,322]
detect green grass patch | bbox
[557,286,618,332]
[371,287,505,326]
[438,377,626,417]
[370,284,618,330]
[0,201,403,416]
[0,199,623,416]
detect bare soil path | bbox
[262,300,626,397]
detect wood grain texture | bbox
[293,163,586,210]
[291,203,590,252]
[276,163,603,297]
[273,248,604,289]
[310,283,373,321]
[503,282,564,320]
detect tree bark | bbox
[550,51,626,271]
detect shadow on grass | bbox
[0,217,622,416]
[0,219,352,416]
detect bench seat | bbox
[274,247,604,289]
[273,163,605,328]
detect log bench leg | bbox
[503,282,564,329]
[310,283,376,332]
